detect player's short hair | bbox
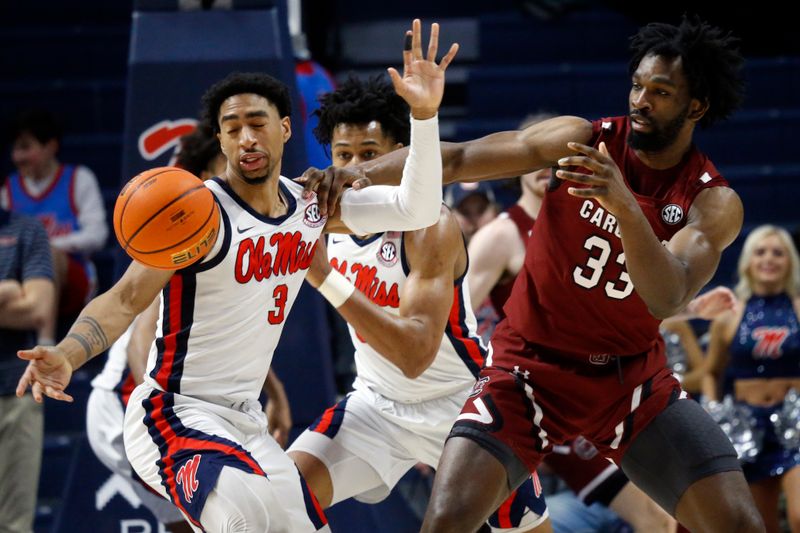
[313,75,410,147]
[628,15,745,128]
[175,121,220,177]
[7,109,63,145]
[201,72,291,133]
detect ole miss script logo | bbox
[176,453,202,503]
[138,119,198,162]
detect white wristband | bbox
[317,269,355,308]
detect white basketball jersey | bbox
[327,232,483,403]
[142,177,326,404]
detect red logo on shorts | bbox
[176,453,201,503]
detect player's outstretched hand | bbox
[16,345,74,403]
[687,286,739,320]
[298,166,372,218]
[387,19,458,119]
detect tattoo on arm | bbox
[67,317,110,363]
[66,333,92,363]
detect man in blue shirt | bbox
[0,204,55,533]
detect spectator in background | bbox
[3,109,108,342]
[703,224,800,533]
[444,181,498,243]
[0,200,55,533]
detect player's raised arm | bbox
[303,116,591,217]
[321,19,455,233]
[16,261,173,403]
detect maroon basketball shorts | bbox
[450,319,684,488]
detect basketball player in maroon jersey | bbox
[469,122,741,533]
[302,16,763,533]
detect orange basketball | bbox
[113,167,220,270]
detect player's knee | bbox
[201,469,272,532]
[205,493,271,532]
[730,506,765,533]
[708,498,763,533]
[423,496,478,533]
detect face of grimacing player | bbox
[627,54,697,152]
[217,93,291,185]
[330,121,403,169]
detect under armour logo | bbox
[589,354,611,365]
[513,365,530,379]
[176,454,201,503]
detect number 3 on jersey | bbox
[268,284,288,324]
[572,235,634,300]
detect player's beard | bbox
[627,105,690,152]
[242,172,270,185]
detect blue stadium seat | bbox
[0,80,126,135]
[0,26,128,80]
[695,109,799,166]
[466,59,799,120]
[0,1,132,26]
[479,10,638,64]
[467,63,630,119]
[723,164,800,226]
[744,58,800,109]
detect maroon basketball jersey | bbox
[489,204,535,319]
[503,116,728,357]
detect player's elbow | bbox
[397,203,442,232]
[399,344,438,379]
[647,298,685,320]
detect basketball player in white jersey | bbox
[84,129,293,532]
[16,19,456,532]
[287,76,550,532]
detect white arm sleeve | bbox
[339,115,442,234]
